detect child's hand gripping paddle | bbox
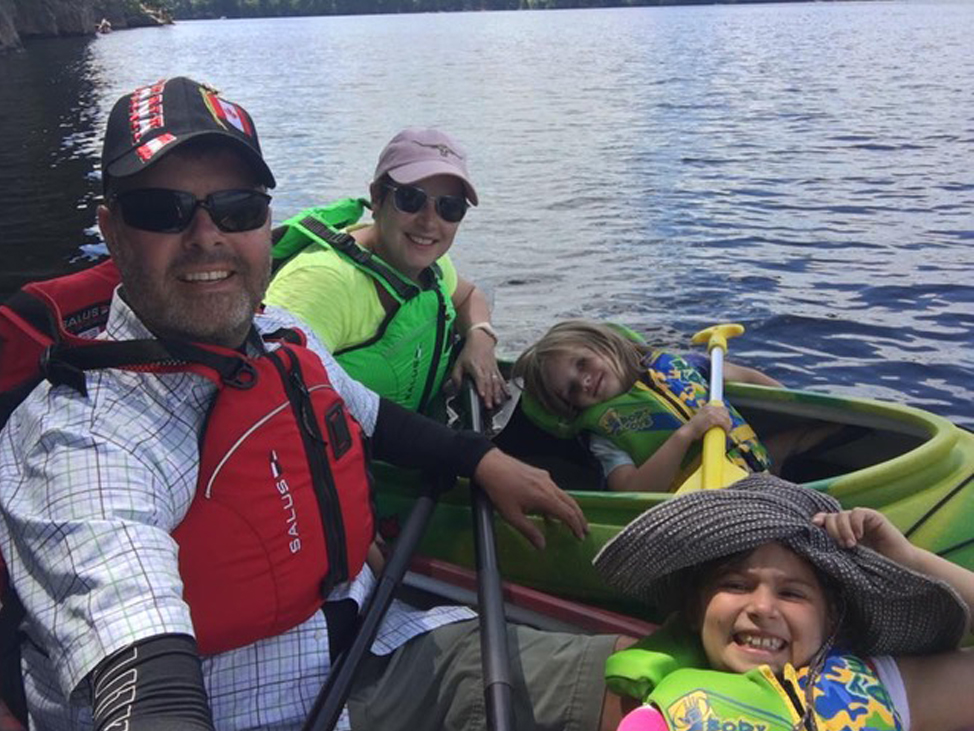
[674,324,748,494]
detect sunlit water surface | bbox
[1,1,971,426]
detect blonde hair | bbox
[513,320,646,419]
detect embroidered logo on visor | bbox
[201,89,254,137]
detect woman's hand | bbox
[450,329,509,409]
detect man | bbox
[0,77,628,730]
[266,127,509,413]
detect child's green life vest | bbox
[607,620,902,731]
[522,349,771,489]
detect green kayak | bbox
[374,383,974,619]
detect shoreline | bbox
[0,1,171,53]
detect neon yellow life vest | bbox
[522,350,770,490]
[607,620,902,731]
[271,200,457,413]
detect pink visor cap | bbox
[374,128,479,206]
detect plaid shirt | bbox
[0,295,473,730]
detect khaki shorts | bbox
[348,619,617,731]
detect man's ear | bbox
[97,204,118,256]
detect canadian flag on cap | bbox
[204,91,254,137]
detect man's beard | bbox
[114,248,271,348]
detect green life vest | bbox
[271,201,457,413]
[522,350,770,490]
[607,619,902,731]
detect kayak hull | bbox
[375,384,974,619]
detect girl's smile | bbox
[542,345,627,411]
[695,543,830,675]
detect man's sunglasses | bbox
[111,188,272,234]
[384,183,468,223]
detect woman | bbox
[266,128,507,413]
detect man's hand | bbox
[472,448,588,550]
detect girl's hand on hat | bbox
[819,507,974,634]
[812,507,916,567]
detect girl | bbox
[593,474,974,731]
[513,320,796,492]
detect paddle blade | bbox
[674,426,748,494]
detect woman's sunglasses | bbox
[384,183,468,223]
[111,188,272,234]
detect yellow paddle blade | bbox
[674,424,748,494]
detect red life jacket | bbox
[160,335,375,655]
[0,261,374,656]
[0,259,120,428]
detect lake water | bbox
[1,1,972,427]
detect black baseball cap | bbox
[101,76,276,192]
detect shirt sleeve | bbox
[589,434,634,477]
[437,253,459,297]
[872,655,911,731]
[0,388,197,697]
[265,252,360,353]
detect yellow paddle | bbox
[674,323,748,494]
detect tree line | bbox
[164,0,776,17]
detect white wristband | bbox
[466,321,498,344]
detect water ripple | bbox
[1,2,972,428]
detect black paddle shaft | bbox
[468,388,516,731]
[302,471,453,731]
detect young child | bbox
[593,474,974,731]
[513,319,791,492]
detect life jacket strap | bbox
[4,290,56,339]
[42,327,287,396]
[298,215,423,302]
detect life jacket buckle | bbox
[40,345,88,397]
[225,360,258,390]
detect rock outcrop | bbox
[0,0,171,52]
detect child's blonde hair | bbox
[513,320,646,419]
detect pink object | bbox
[373,128,479,205]
[616,705,669,731]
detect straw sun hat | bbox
[593,474,969,656]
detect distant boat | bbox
[96,18,112,34]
